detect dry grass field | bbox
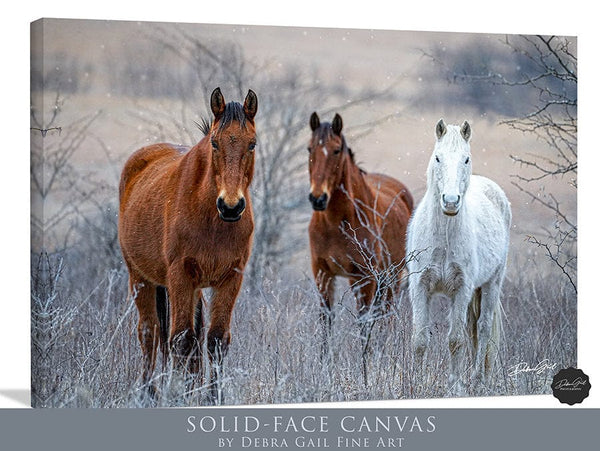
[30,19,576,407]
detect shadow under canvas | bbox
[0,389,31,407]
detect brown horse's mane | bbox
[196,101,249,136]
[349,148,366,175]
[195,117,212,136]
[315,123,366,174]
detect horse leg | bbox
[128,275,160,396]
[352,276,377,319]
[410,279,432,370]
[166,263,200,376]
[156,286,170,365]
[206,273,244,405]
[193,290,206,385]
[466,288,482,362]
[314,270,335,358]
[447,286,473,395]
[473,272,503,383]
[351,277,378,387]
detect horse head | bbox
[307,112,348,211]
[209,87,258,222]
[429,119,472,216]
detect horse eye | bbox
[248,142,256,152]
[334,148,342,155]
[435,155,440,163]
[211,139,218,150]
[307,147,312,153]
[465,157,470,164]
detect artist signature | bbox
[554,377,588,389]
[508,359,557,377]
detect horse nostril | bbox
[217,197,226,212]
[236,197,246,214]
[217,196,246,221]
[309,192,328,211]
[442,194,460,206]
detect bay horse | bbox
[406,119,511,394]
[307,112,413,352]
[118,87,258,403]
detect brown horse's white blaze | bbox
[307,112,342,211]
[118,87,257,402]
[307,112,414,349]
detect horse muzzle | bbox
[308,192,328,211]
[217,196,246,222]
[441,194,461,216]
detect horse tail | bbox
[156,286,169,355]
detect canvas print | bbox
[30,19,577,407]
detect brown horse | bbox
[307,112,413,343]
[118,87,258,402]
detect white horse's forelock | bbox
[436,124,469,150]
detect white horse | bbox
[406,119,511,392]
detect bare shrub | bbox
[30,92,103,253]
[503,36,577,293]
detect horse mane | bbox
[316,123,366,174]
[196,117,211,136]
[196,101,249,136]
[346,147,366,174]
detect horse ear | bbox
[310,112,320,131]
[460,121,472,142]
[243,89,258,121]
[332,113,343,136]
[435,119,447,140]
[211,87,226,119]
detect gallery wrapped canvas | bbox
[30,18,577,407]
